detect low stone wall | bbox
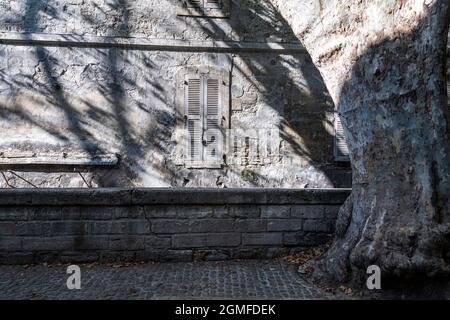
[0,188,350,265]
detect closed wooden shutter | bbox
[205,0,221,9]
[186,0,203,8]
[185,75,223,163]
[187,78,202,160]
[204,78,221,160]
[335,113,350,161]
[178,0,229,17]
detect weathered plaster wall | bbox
[0,0,351,188]
[0,0,299,42]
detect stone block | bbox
[91,221,150,235]
[135,250,162,262]
[0,222,15,235]
[61,207,81,220]
[290,205,324,218]
[172,234,207,248]
[228,205,260,218]
[89,221,111,234]
[283,232,333,246]
[323,205,341,219]
[144,205,177,218]
[267,219,302,231]
[110,236,145,250]
[80,207,113,220]
[122,220,150,234]
[0,237,22,251]
[73,236,109,250]
[175,205,216,218]
[23,237,74,251]
[145,236,171,248]
[172,233,240,248]
[242,233,283,246]
[234,219,266,232]
[0,252,33,265]
[210,206,229,218]
[51,221,88,236]
[207,233,241,247]
[113,206,146,219]
[303,219,332,233]
[265,189,350,204]
[260,205,290,218]
[28,207,61,220]
[149,205,225,219]
[152,219,234,234]
[0,189,132,206]
[35,251,59,263]
[0,207,28,221]
[160,250,193,262]
[16,222,51,236]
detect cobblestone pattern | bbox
[0,261,337,300]
[0,202,340,264]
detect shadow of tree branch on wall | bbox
[0,0,351,188]
[181,0,350,187]
[0,0,184,187]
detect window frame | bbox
[175,66,230,169]
[177,0,231,18]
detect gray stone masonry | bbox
[0,188,350,264]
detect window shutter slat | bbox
[185,0,203,8]
[335,114,349,160]
[188,119,202,160]
[188,79,201,118]
[205,78,221,160]
[205,0,221,9]
[186,78,203,160]
[206,78,219,117]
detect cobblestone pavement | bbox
[0,260,340,300]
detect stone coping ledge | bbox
[0,188,351,206]
[0,31,306,54]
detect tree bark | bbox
[271,0,450,284]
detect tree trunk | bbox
[271,0,450,284]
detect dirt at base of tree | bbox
[277,244,331,266]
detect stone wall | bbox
[0,0,352,189]
[0,188,350,264]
